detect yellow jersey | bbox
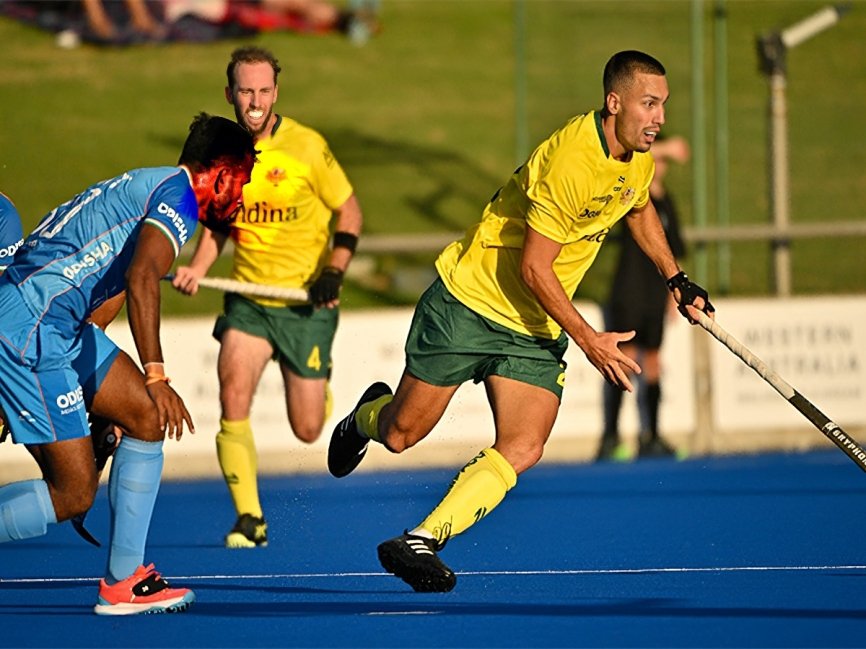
[436,111,654,339]
[230,115,353,306]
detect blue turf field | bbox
[2,449,865,648]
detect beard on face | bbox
[234,103,271,138]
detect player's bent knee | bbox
[382,438,401,454]
[504,445,545,475]
[119,408,163,442]
[50,484,97,522]
[379,411,431,454]
[381,428,419,454]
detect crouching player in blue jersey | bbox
[1,192,143,545]
[0,113,256,615]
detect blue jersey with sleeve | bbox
[0,191,24,270]
[3,167,198,336]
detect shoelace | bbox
[133,567,170,596]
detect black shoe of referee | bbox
[328,381,392,478]
[377,531,456,593]
[638,434,676,459]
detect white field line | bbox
[3,564,865,584]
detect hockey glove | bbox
[666,271,715,323]
[309,266,344,306]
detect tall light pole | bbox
[756,5,849,296]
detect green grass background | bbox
[1,0,864,316]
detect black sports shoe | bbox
[638,434,676,459]
[377,531,456,593]
[595,435,632,463]
[225,513,268,549]
[328,382,392,478]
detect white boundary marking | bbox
[3,565,864,584]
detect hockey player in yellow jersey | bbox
[173,46,363,548]
[328,50,714,592]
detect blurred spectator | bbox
[165,0,380,45]
[596,134,690,462]
[80,0,166,42]
[0,0,380,47]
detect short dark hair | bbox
[226,46,281,88]
[603,50,666,98]
[178,112,257,172]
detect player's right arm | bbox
[171,226,228,295]
[89,291,127,330]
[126,223,194,439]
[520,225,640,391]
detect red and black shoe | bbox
[94,564,194,616]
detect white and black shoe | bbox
[327,382,392,478]
[377,531,456,593]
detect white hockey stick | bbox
[695,310,866,472]
[165,275,309,302]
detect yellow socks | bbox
[216,418,262,518]
[354,402,519,545]
[356,394,393,442]
[416,447,517,543]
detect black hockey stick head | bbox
[71,512,101,547]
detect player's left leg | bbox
[88,350,194,615]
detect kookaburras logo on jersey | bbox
[265,167,287,186]
[619,186,636,205]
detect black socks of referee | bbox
[602,380,623,440]
[639,382,661,440]
[603,380,661,439]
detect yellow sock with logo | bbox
[216,418,262,518]
[416,447,517,543]
[355,394,393,443]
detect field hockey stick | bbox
[694,310,866,473]
[164,275,309,302]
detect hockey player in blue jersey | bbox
[0,113,256,615]
[0,191,24,443]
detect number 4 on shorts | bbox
[306,346,322,372]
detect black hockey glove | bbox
[90,416,119,474]
[309,266,344,306]
[666,271,715,323]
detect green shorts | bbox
[405,279,568,399]
[213,293,338,378]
